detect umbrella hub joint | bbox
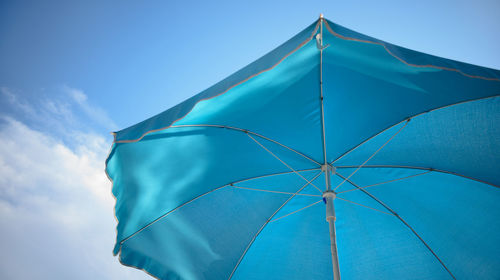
[322,164,336,192]
[322,190,336,199]
[321,164,336,174]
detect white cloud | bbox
[0,87,36,117]
[0,117,110,205]
[0,112,149,278]
[63,85,118,131]
[1,86,118,144]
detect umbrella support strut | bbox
[322,164,341,280]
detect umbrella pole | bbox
[322,165,341,280]
[318,13,340,280]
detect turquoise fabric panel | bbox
[334,190,451,279]
[232,174,330,279]
[107,126,318,254]
[119,186,294,280]
[234,169,321,193]
[114,21,319,142]
[232,194,332,280]
[335,167,500,279]
[176,41,323,162]
[324,19,500,79]
[335,96,500,186]
[322,21,500,163]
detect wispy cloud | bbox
[1,86,117,146]
[0,88,149,279]
[63,85,118,131]
[0,87,37,117]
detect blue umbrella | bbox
[106,15,500,279]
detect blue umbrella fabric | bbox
[106,16,500,280]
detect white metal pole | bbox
[318,13,340,279]
[322,164,341,280]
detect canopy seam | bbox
[323,20,500,82]
[319,17,328,165]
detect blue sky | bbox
[0,0,499,279]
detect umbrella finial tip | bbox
[319,13,324,19]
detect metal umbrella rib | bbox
[335,173,457,279]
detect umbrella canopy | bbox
[106,16,500,280]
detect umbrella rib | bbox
[118,184,229,246]
[247,133,323,193]
[228,172,322,279]
[235,167,321,183]
[269,200,323,223]
[170,124,321,166]
[331,94,500,165]
[336,165,500,189]
[118,167,320,246]
[336,170,431,194]
[333,119,409,191]
[231,185,322,197]
[336,197,394,216]
[335,173,457,279]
